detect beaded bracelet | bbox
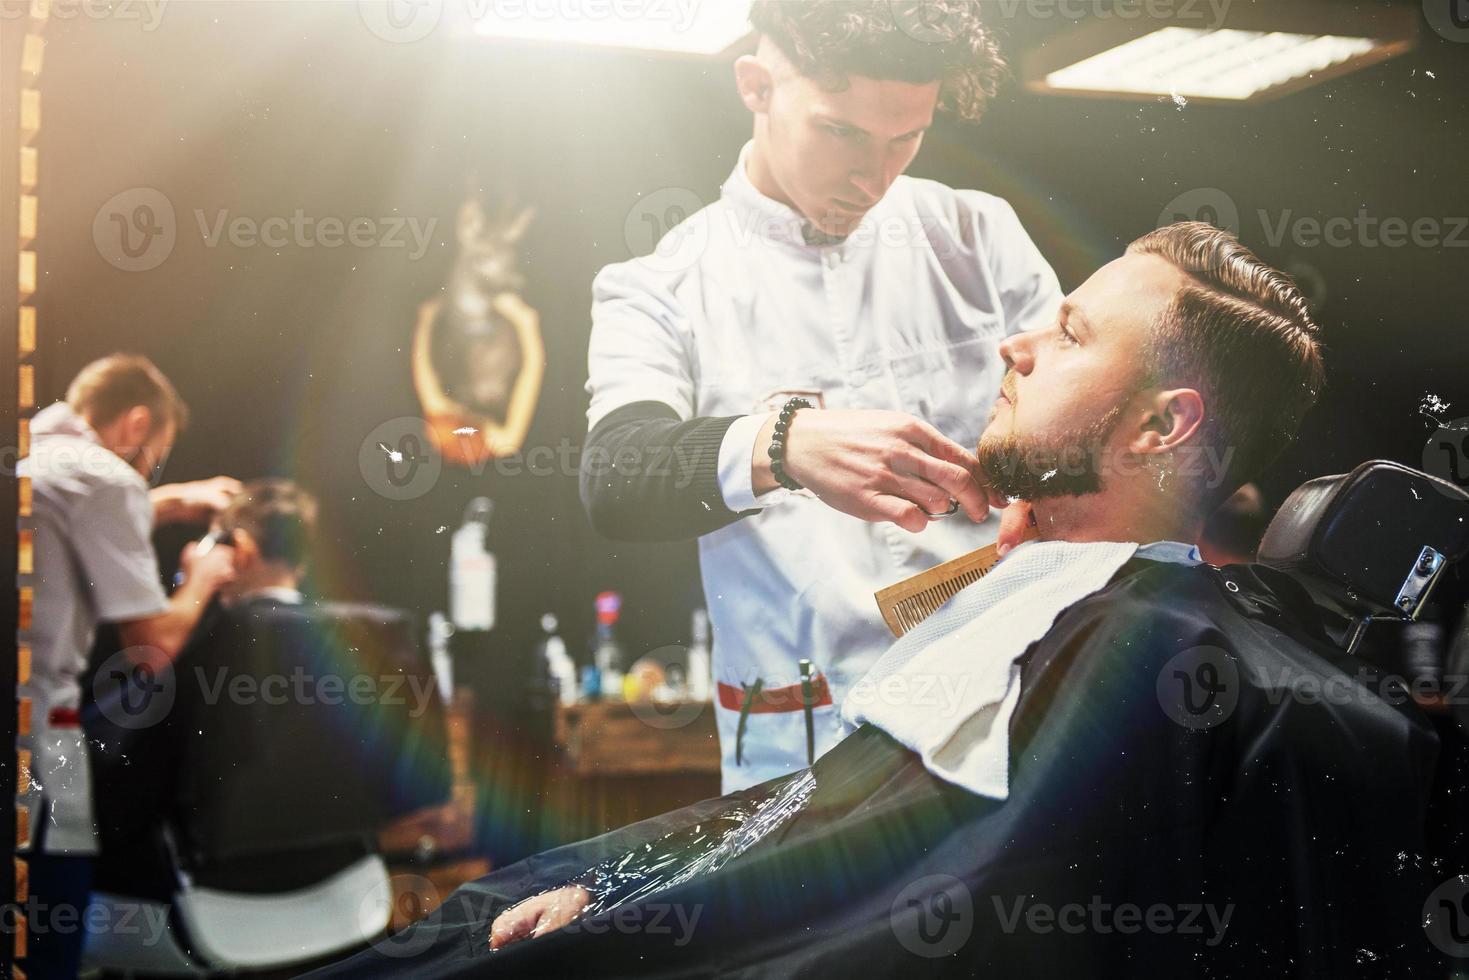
[767,396,812,491]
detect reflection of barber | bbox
[581,3,1060,791]
[18,355,236,978]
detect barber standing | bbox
[581,2,1060,791]
[18,354,237,977]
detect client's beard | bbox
[977,404,1124,501]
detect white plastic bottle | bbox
[427,611,454,703]
[541,613,578,707]
[449,497,496,631]
[687,608,712,702]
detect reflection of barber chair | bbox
[85,601,450,976]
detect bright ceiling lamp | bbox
[1022,2,1417,104]
[1045,27,1383,101]
[473,0,753,56]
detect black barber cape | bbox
[309,558,1439,978]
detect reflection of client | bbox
[92,480,449,903]
[310,224,1437,977]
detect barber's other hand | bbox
[151,476,243,526]
[489,885,592,950]
[996,499,1035,557]
[754,409,1001,533]
[177,539,236,595]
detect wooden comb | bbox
[874,528,1041,638]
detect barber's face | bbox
[762,67,938,235]
[978,253,1185,496]
[129,420,175,482]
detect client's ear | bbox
[230,529,259,571]
[1130,388,1205,457]
[734,54,774,113]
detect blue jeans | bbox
[25,802,96,979]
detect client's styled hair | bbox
[748,1,1005,123]
[220,478,319,571]
[1128,222,1324,501]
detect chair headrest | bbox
[1257,460,1469,621]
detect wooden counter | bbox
[551,700,721,836]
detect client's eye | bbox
[1058,323,1079,346]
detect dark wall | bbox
[30,1,1469,662]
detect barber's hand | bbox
[997,500,1035,557]
[755,409,1004,534]
[489,885,592,950]
[177,539,236,595]
[151,476,243,526]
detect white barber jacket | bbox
[587,140,1062,791]
[18,402,171,853]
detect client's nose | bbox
[997,330,1035,375]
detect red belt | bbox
[717,675,832,714]
[47,707,81,728]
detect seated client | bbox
[90,479,447,903]
[310,223,1439,978]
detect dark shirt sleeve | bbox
[579,400,756,542]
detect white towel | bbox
[841,539,1139,800]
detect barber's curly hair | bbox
[748,1,1006,123]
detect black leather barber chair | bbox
[85,599,450,975]
[1254,459,1469,951]
[1255,459,1469,655]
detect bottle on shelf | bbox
[592,591,626,702]
[427,610,454,702]
[580,662,601,702]
[449,497,496,631]
[540,613,578,707]
[687,607,712,702]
